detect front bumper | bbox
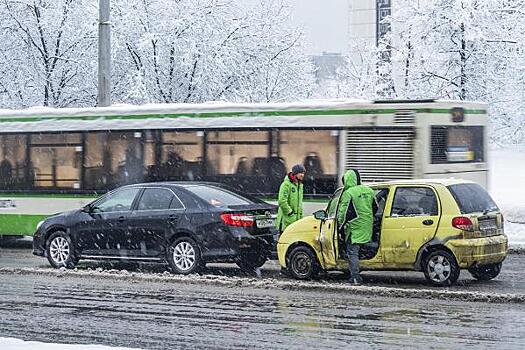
[446,234,508,268]
[277,242,289,268]
[32,228,45,256]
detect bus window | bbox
[84,131,144,190]
[0,135,27,189]
[30,133,82,189]
[206,131,270,194]
[158,131,204,181]
[431,126,484,164]
[279,130,338,195]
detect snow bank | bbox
[2,266,524,304]
[0,337,141,350]
[490,146,525,245]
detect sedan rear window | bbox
[448,183,499,214]
[186,185,252,207]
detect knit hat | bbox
[291,164,306,175]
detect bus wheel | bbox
[287,246,319,280]
[46,231,77,269]
[468,263,502,281]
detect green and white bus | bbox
[0,99,488,237]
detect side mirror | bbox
[313,209,327,221]
[81,205,92,214]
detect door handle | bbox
[422,219,434,226]
[118,216,126,223]
[168,215,177,222]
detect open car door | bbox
[318,188,343,269]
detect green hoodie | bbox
[276,173,304,232]
[337,170,375,244]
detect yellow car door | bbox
[318,188,343,269]
[381,186,440,266]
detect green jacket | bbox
[337,170,376,244]
[276,174,304,232]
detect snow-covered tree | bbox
[111,0,314,104]
[0,0,97,107]
[0,0,314,108]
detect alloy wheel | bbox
[173,241,196,272]
[49,236,70,265]
[427,254,452,283]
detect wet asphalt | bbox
[1,239,525,349]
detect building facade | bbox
[348,0,392,48]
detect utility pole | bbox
[98,0,111,107]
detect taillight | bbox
[452,216,474,231]
[220,213,254,227]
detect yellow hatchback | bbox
[277,179,508,286]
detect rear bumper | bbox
[201,230,278,262]
[447,235,508,268]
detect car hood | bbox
[45,209,80,221]
[279,215,321,243]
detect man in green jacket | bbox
[337,169,377,284]
[276,164,305,233]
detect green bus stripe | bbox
[0,108,486,124]
[0,214,47,236]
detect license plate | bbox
[256,218,275,228]
[479,219,497,233]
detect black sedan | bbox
[33,182,278,274]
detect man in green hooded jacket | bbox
[337,169,377,284]
[276,164,305,233]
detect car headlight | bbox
[36,220,45,230]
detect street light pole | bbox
[97,0,111,107]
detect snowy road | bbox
[1,265,525,349]
[1,240,525,295]
[1,241,525,349]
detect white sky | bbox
[286,0,349,54]
[242,0,349,55]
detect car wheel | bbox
[46,231,77,269]
[287,246,319,280]
[236,254,267,271]
[167,237,201,275]
[468,262,502,281]
[422,250,460,287]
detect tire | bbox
[46,231,77,269]
[236,254,267,271]
[422,250,460,287]
[287,246,320,280]
[167,237,201,275]
[468,263,502,281]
